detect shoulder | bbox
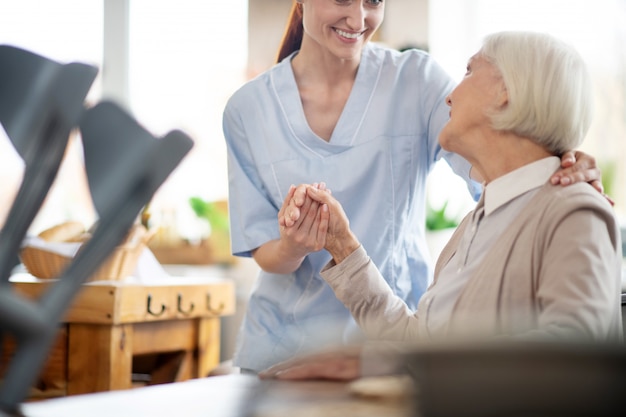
[225,60,287,112]
[364,43,454,94]
[538,182,617,225]
[225,73,269,108]
[366,43,430,63]
[544,182,611,207]
[366,43,444,71]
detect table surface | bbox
[18,374,413,417]
[9,273,236,324]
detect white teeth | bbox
[335,29,361,39]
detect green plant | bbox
[189,197,230,234]
[426,200,458,231]
[599,159,616,198]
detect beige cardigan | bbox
[321,182,623,343]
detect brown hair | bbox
[276,2,304,64]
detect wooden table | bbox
[2,273,235,397]
[18,374,413,417]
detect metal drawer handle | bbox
[146,294,166,317]
[177,293,195,315]
[206,293,225,315]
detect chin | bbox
[333,47,363,62]
[438,134,453,152]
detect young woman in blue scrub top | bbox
[222,0,603,373]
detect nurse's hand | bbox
[279,182,324,228]
[279,183,309,228]
[277,183,328,256]
[254,184,329,274]
[551,150,613,205]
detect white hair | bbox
[481,31,593,154]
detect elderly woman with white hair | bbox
[260,31,623,380]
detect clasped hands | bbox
[278,182,360,264]
[276,150,607,268]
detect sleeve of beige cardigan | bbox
[530,205,622,341]
[320,245,421,341]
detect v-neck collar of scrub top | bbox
[270,44,384,156]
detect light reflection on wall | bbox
[428,0,626,222]
[127,0,248,240]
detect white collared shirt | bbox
[419,157,561,338]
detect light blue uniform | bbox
[223,43,480,372]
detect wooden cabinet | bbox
[2,274,235,398]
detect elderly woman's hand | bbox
[551,150,613,205]
[306,186,361,264]
[258,347,363,381]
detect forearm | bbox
[322,246,421,341]
[252,239,306,274]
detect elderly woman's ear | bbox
[495,84,508,109]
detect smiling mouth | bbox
[334,28,363,40]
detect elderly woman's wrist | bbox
[328,233,360,264]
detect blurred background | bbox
[1,0,625,236]
[1,0,625,360]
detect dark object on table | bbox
[405,340,626,417]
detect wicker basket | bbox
[20,226,152,283]
[20,246,73,280]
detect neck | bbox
[292,37,360,86]
[471,132,554,184]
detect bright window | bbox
[0,0,104,231]
[127,0,248,239]
[0,0,248,237]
